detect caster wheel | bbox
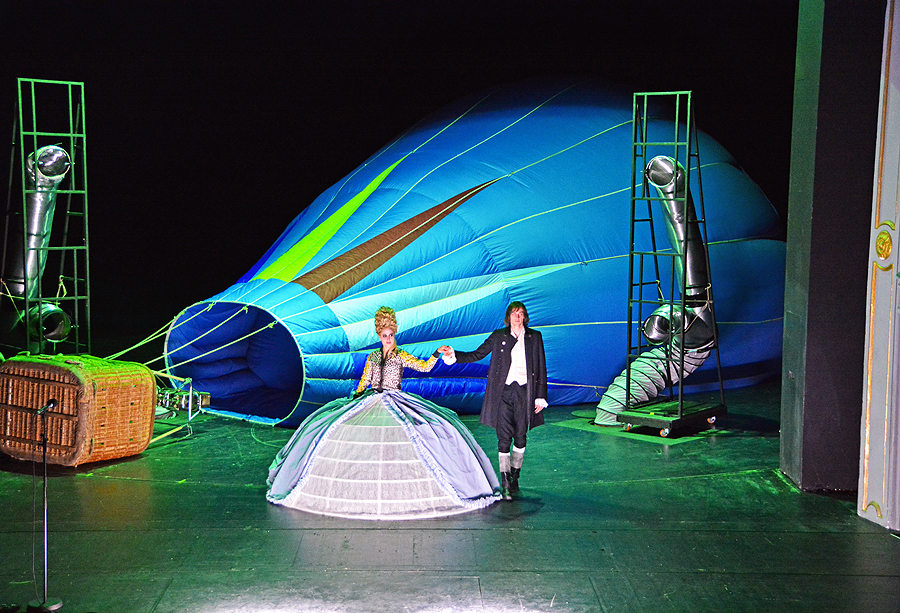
[707,416,717,424]
[660,428,670,438]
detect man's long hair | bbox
[504,301,529,327]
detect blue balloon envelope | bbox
[165,79,785,426]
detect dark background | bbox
[0,0,799,357]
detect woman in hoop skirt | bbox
[266,306,499,519]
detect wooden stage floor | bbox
[1,378,899,612]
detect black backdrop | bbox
[0,0,799,355]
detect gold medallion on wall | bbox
[875,223,895,270]
[876,229,892,260]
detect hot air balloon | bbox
[164,78,784,427]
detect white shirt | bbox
[505,330,528,385]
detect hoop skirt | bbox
[266,389,500,519]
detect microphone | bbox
[37,399,58,415]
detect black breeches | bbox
[497,382,528,453]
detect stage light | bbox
[24,303,72,342]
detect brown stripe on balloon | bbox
[293,179,499,303]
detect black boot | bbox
[510,447,524,495]
[500,472,513,500]
[508,467,520,494]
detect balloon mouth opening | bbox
[164,302,304,424]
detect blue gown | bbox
[267,348,500,519]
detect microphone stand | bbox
[28,399,62,613]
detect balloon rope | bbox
[296,90,501,278]
[141,304,222,366]
[549,381,608,392]
[230,85,614,312]
[148,424,189,445]
[293,180,501,304]
[248,95,429,287]
[237,89,500,304]
[327,122,632,305]
[153,304,249,368]
[267,86,577,311]
[0,280,22,319]
[148,369,188,382]
[333,147,717,306]
[509,119,632,176]
[250,424,287,447]
[55,275,67,298]
[103,319,176,361]
[164,320,276,371]
[104,304,215,362]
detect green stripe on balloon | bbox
[254,157,407,282]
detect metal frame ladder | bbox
[2,78,91,356]
[617,91,726,437]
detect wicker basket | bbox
[0,354,157,466]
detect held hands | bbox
[438,345,457,365]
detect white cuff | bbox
[441,348,457,365]
[535,398,548,409]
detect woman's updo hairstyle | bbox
[374,306,398,335]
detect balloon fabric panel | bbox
[165,78,785,426]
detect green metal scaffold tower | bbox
[616,91,726,437]
[1,79,91,356]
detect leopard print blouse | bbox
[355,348,439,395]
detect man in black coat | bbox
[440,301,548,498]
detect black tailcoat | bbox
[454,326,548,431]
